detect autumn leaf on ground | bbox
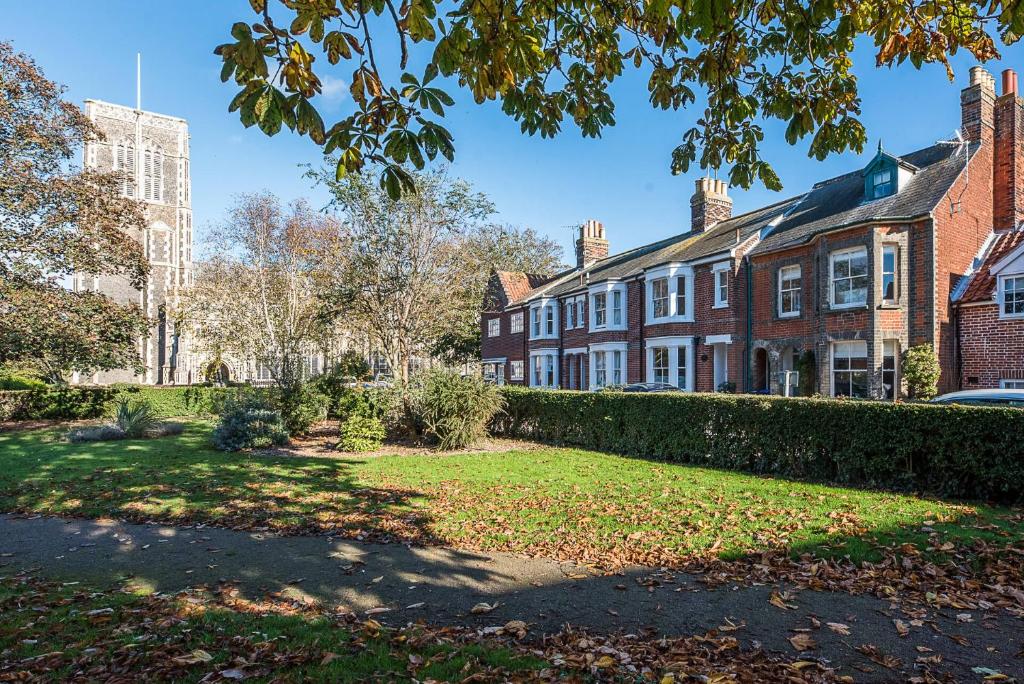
[893,619,909,637]
[826,622,850,635]
[769,589,798,610]
[470,601,499,614]
[788,633,817,651]
[857,644,901,669]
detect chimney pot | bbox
[575,219,609,270]
[690,175,733,233]
[1003,69,1018,96]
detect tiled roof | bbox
[513,197,801,304]
[957,230,1024,303]
[753,142,975,254]
[504,142,973,307]
[496,271,552,303]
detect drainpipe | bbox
[744,255,753,392]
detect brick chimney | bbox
[961,66,995,145]
[994,67,1024,229]
[690,177,733,233]
[575,219,608,269]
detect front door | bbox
[713,344,728,390]
[496,364,505,385]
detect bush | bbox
[338,415,386,452]
[110,397,160,438]
[113,386,245,417]
[212,397,289,451]
[902,344,941,400]
[277,384,330,435]
[0,387,116,421]
[411,369,505,450]
[67,424,127,443]
[493,388,1024,503]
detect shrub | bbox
[110,397,159,438]
[338,415,386,452]
[493,387,1024,503]
[0,387,116,421]
[412,369,505,450]
[212,397,289,451]
[67,424,127,443]
[277,384,330,435]
[902,344,941,400]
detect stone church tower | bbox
[74,99,195,384]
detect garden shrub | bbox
[113,386,243,417]
[338,415,386,452]
[276,384,330,435]
[902,344,941,400]
[212,396,289,451]
[110,397,159,438]
[67,424,127,443]
[412,369,505,449]
[493,387,1024,503]
[0,387,116,421]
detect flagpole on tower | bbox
[136,53,142,111]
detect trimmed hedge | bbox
[493,388,1024,503]
[0,387,117,421]
[114,386,241,418]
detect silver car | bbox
[930,389,1024,407]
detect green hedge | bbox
[493,388,1024,503]
[113,386,241,418]
[0,387,117,421]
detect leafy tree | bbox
[0,42,149,381]
[176,193,343,430]
[902,343,941,400]
[216,0,1011,197]
[311,167,494,381]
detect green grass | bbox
[0,575,545,682]
[0,420,1020,566]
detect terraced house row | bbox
[481,66,1024,398]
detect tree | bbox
[433,224,563,364]
[216,0,1011,198]
[0,42,149,381]
[902,343,941,400]
[176,193,342,429]
[312,167,493,381]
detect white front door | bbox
[713,343,728,390]
[496,364,505,385]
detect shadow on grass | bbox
[0,422,443,546]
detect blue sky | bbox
[7,2,1024,260]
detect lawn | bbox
[0,419,1020,573]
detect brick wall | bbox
[480,306,527,385]
[958,303,1024,387]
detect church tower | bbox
[75,99,194,384]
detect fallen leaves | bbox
[470,601,499,614]
[788,633,817,651]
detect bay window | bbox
[831,341,868,398]
[644,336,694,390]
[530,350,559,388]
[588,342,626,389]
[644,264,693,324]
[529,299,559,340]
[588,282,627,331]
[778,264,801,317]
[830,247,869,308]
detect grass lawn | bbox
[0,420,1020,571]
[0,574,547,682]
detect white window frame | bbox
[644,264,694,324]
[588,281,627,332]
[529,349,559,389]
[510,360,524,381]
[487,317,500,337]
[830,340,869,398]
[588,342,627,390]
[712,262,730,309]
[510,311,524,334]
[830,246,869,309]
[881,244,898,303]
[778,264,801,318]
[644,336,694,390]
[564,299,576,329]
[882,339,899,400]
[999,274,1024,319]
[1000,378,1024,389]
[575,295,586,328]
[529,299,559,340]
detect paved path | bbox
[1,514,1021,682]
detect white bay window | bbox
[589,281,627,331]
[830,247,869,309]
[644,336,694,390]
[529,299,559,340]
[529,349,559,388]
[588,342,626,389]
[644,264,694,324]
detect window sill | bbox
[645,316,695,326]
[778,311,801,319]
[878,302,901,310]
[712,303,729,310]
[588,325,628,333]
[828,303,868,312]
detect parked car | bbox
[602,382,680,393]
[930,389,1024,407]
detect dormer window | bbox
[870,168,893,199]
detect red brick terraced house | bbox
[482,65,1024,399]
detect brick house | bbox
[481,66,1024,398]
